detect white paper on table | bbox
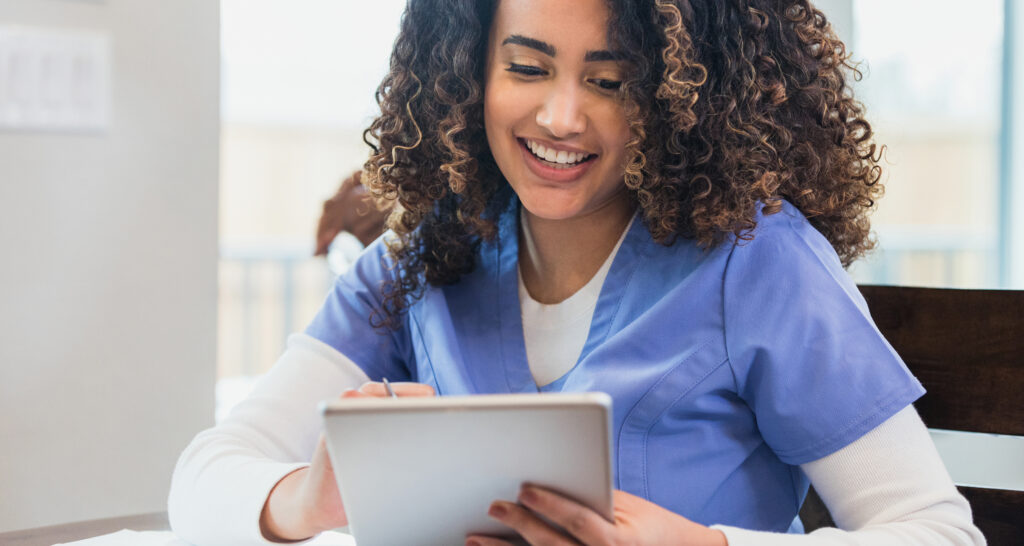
[55,528,357,545]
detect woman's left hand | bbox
[466,487,728,546]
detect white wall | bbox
[0,0,219,532]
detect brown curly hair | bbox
[362,0,883,329]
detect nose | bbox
[535,83,587,138]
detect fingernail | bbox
[488,503,507,518]
[520,486,538,504]
[466,540,482,546]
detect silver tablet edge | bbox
[319,391,612,415]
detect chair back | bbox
[800,285,1024,543]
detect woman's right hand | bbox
[259,381,436,542]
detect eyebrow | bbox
[501,34,624,62]
[502,34,555,57]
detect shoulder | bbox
[725,200,849,281]
[742,200,832,251]
[313,233,399,334]
[342,232,399,288]
[721,199,872,327]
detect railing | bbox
[850,226,998,288]
[219,241,335,378]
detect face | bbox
[484,0,631,223]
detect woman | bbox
[169,1,985,544]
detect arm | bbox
[167,333,370,545]
[473,406,983,546]
[715,405,986,545]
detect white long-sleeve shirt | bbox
[168,333,984,545]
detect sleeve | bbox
[722,206,925,465]
[305,236,414,382]
[712,405,986,545]
[167,334,370,546]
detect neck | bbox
[519,193,635,304]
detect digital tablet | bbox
[320,392,614,546]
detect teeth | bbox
[525,139,590,165]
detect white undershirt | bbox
[518,212,634,386]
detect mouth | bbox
[519,138,597,169]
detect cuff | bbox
[712,525,822,546]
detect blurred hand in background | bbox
[314,170,391,255]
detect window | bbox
[847,0,1015,289]
[217,0,406,420]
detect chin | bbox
[518,197,587,222]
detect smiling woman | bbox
[168,1,986,545]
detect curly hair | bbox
[362,0,883,329]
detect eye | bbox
[506,63,547,77]
[589,78,622,91]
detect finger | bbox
[487,500,577,546]
[518,486,611,545]
[358,381,436,397]
[465,536,515,546]
[315,225,343,256]
[339,389,372,399]
[314,235,333,256]
[392,381,436,396]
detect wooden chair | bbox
[800,285,1024,544]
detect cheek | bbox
[483,86,519,181]
[484,82,535,165]
[483,98,502,162]
[484,82,519,138]
[599,111,632,165]
[483,86,505,146]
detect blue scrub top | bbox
[306,199,924,533]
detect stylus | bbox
[382,377,398,398]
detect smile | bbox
[522,138,595,168]
[517,138,598,182]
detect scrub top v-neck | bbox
[518,211,635,388]
[305,197,924,533]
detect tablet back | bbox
[321,392,613,546]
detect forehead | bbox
[489,0,612,53]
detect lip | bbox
[520,136,594,156]
[517,138,597,183]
